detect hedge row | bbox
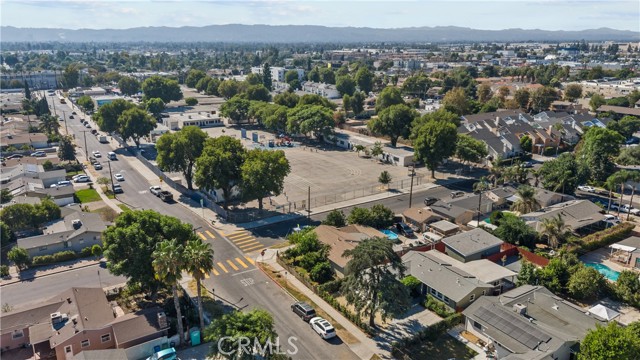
[317,289,375,336]
[572,222,635,254]
[424,295,455,318]
[391,313,463,358]
[31,245,101,266]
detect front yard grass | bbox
[117,204,130,212]
[402,333,478,360]
[75,188,101,203]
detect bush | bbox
[309,261,334,284]
[0,265,9,277]
[543,146,556,156]
[32,250,79,266]
[425,295,454,318]
[318,278,343,294]
[574,222,635,254]
[80,246,93,257]
[401,275,422,297]
[185,97,198,106]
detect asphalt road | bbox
[1,264,126,309]
[44,94,358,360]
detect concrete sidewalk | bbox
[257,248,389,360]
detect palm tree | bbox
[473,176,491,223]
[540,214,570,249]
[607,170,635,218]
[511,185,541,214]
[183,239,214,332]
[624,171,640,221]
[152,239,186,346]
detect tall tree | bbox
[530,86,559,112]
[240,149,291,210]
[589,93,606,112]
[220,95,251,124]
[579,322,640,360]
[412,119,458,178]
[118,76,141,96]
[185,69,207,88]
[94,99,136,133]
[145,98,166,119]
[442,87,472,115]
[456,134,488,165]
[205,309,279,360]
[538,153,588,194]
[57,135,75,161]
[336,75,356,96]
[355,66,374,94]
[118,107,156,147]
[375,86,404,113]
[102,210,197,296]
[24,81,31,100]
[607,116,640,139]
[245,84,272,102]
[273,91,299,108]
[563,84,583,101]
[539,214,569,249]
[367,104,417,147]
[510,185,541,214]
[195,136,246,210]
[62,64,80,89]
[217,79,241,99]
[156,126,208,190]
[262,63,272,90]
[567,265,604,300]
[578,127,625,182]
[286,105,334,138]
[341,237,410,327]
[476,84,493,103]
[76,95,95,113]
[152,239,186,346]
[141,75,183,103]
[513,88,531,110]
[183,239,214,332]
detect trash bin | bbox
[190,329,201,346]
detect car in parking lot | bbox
[309,317,336,340]
[30,151,46,157]
[395,222,415,237]
[73,175,90,183]
[291,302,316,322]
[577,185,596,193]
[450,190,465,198]
[424,197,438,206]
[114,173,124,181]
[92,151,101,158]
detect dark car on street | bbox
[424,197,438,206]
[291,302,316,322]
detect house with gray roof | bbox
[17,211,109,258]
[402,251,493,311]
[463,285,606,360]
[441,228,504,263]
[427,200,475,225]
[521,200,605,235]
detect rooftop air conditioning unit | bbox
[513,303,527,315]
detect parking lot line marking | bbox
[241,243,264,252]
[197,232,207,241]
[217,262,228,273]
[205,230,215,239]
[226,260,239,271]
[211,268,220,276]
[235,258,249,268]
[244,257,255,265]
[234,237,257,245]
[239,241,261,249]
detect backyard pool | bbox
[584,263,620,281]
[381,229,399,241]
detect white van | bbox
[107,152,116,160]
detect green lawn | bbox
[75,189,101,203]
[117,204,130,212]
[403,334,478,360]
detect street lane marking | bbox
[242,243,264,252]
[232,268,258,276]
[212,268,220,276]
[226,260,239,271]
[235,258,249,268]
[217,262,229,273]
[244,256,255,265]
[197,232,207,240]
[205,230,215,239]
[240,278,255,287]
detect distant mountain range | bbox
[2,25,639,43]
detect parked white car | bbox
[73,175,90,183]
[92,151,102,158]
[149,186,161,196]
[603,214,621,226]
[309,317,336,340]
[577,185,596,193]
[619,204,640,215]
[114,173,124,181]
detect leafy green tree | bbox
[323,209,346,227]
[519,135,533,153]
[510,185,541,214]
[513,88,530,110]
[369,204,394,229]
[516,260,539,286]
[456,134,488,164]
[156,126,208,190]
[538,153,587,193]
[118,76,141,96]
[319,67,335,84]
[347,207,371,226]
[245,73,262,86]
[0,221,16,247]
[442,87,472,115]
[412,119,458,178]
[355,66,374,94]
[220,95,251,124]
[350,91,366,115]
[262,63,272,89]
[297,94,336,110]
[615,270,640,306]
[617,146,640,166]
[368,104,417,147]
[141,75,183,103]
[185,69,207,88]
[62,64,80,89]
[94,99,136,133]
[476,84,493,103]
[284,69,299,84]
[205,309,279,360]
[336,75,356,96]
[579,322,640,360]
[24,82,31,100]
[286,105,334,138]
[568,265,604,300]
[273,91,299,108]
[183,239,214,331]
[563,84,582,101]
[246,84,271,102]
[530,86,559,112]
[42,160,54,171]
[153,239,186,346]
[76,95,94,113]
[378,171,392,189]
[370,141,384,159]
[145,97,165,119]
[240,149,291,210]
[0,200,60,231]
[102,210,197,296]
[606,116,640,139]
[91,244,103,258]
[342,237,410,327]
[7,247,30,271]
[578,127,625,182]
[589,93,606,112]
[375,86,404,112]
[310,261,334,283]
[205,78,221,96]
[494,214,538,248]
[39,114,60,135]
[195,136,246,210]
[1,189,13,204]
[118,108,156,147]
[184,97,198,106]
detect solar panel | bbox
[475,305,551,349]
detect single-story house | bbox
[402,251,493,311]
[402,208,443,232]
[596,105,640,119]
[441,228,504,263]
[0,133,49,150]
[521,200,606,234]
[314,224,386,276]
[463,285,606,360]
[427,201,475,225]
[26,185,76,206]
[17,212,109,258]
[427,220,460,237]
[488,186,574,209]
[449,193,495,217]
[0,287,169,360]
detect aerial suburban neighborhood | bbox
[0,2,639,360]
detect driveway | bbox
[373,304,442,355]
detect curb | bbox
[0,261,100,287]
[256,260,298,301]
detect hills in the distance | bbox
[2,25,639,43]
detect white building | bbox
[251,66,304,83]
[301,82,340,99]
[163,111,223,130]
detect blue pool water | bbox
[381,229,399,241]
[584,263,620,281]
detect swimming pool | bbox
[381,229,399,241]
[584,263,620,281]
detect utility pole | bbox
[307,186,311,219]
[106,160,115,199]
[61,110,68,134]
[408,166,416,208]
[82,130,89,161]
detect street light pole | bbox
[408,166,416,208]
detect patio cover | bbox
[610,244,637,252]
[588,304,620,321]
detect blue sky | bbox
[2,0,639,31]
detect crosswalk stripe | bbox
[235,258,249,268]
[228,231,250,238]
[239,241,261,249]
[242,243,264,252]
[212,268,219,276]
[229,234,253,241]
[217,262,228,273]
[234,237,257,245]
[205,230,215,238]
[204,272,210,279]
[197,232,207,240]
[244,256,255,265]
[226,260,239,271]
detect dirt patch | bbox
[91,206,118,222]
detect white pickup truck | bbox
[149,186,161,196]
